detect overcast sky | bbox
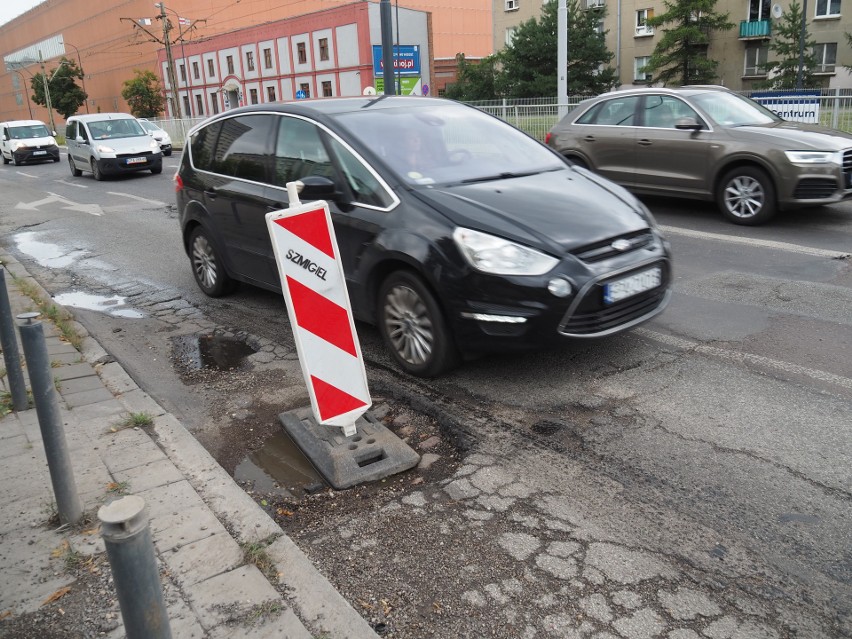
[0,0,45,28]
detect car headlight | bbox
[96,144,116,155]
[784,150,841,165]
[11,141,26,151]
[453,227,559,276]
[149,139,160,151]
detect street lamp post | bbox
[60,40,89,113]
[38,50,57,135]
[11,69,34,118]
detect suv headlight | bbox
[453,227,559,276]
[784,150,841,165]
[96,144,116,155]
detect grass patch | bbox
[110,412,154,432]
[1,389,34,416]
[106,480,130,495]
[11,276,83,350]
[241,539,278,582]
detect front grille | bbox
[560,289,667,335]
[116,151,154,159]
[794,178,838,199]
[572,230,654,263]
[559,261,670,336]
[843,150,852,173]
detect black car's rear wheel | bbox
[68,155,82,176]
[189,226,232,297]
[717,166,776,225]
[377,271,459,378]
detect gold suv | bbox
[546,86,852,225]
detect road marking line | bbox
[106,191,167,207]
[16,171,38,178]
[637,328,852,391]
[659,225,850,259]
[56,179,87,188]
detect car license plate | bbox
[126,157,146,165]
[603,266,662,304]
[33,150,46,155]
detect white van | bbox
[65,113,162,180]
[0,120,60,165]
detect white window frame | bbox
[813,42,837,73]
[814,0,841,18]
[635,9,654,36]
[505,27,517,45]
[743,45,768,76]
[505,0,519,11]
[634,56,652,81]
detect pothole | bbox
[172,333,257,372]
[234,432,326,500]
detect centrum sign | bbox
[751,90,821,124]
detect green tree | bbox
[497,0,617,98]
[444,53,500,101]
[121,69,165,118]
[846,32,852,73]
[643,0,734,86]
[30,56,87,119]
[759,1,818,88]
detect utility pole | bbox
[795,0,808,90]
[380,0,396,95]
[38,51,57,134]
[157,2,182,118]
[558,0,568,119]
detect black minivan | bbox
[176,96,672,377]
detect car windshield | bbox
[139,120,161,133]
[332,103,564,185]
[87,118,146,140]
[690,91,781,127]
[9,124,51,139]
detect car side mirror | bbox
[51,130,57,136]
[75,135,86,143]
[298,175,337,199]
[675,117,703,131]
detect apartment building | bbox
[493,0,852,90]
[0,0,491,123]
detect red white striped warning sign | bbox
[266,199,371,432]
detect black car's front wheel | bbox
[189,226,232,297]
[377,271,459,378]
[717,166,776,225]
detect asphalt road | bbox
[1,153,850,637]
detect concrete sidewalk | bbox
[0,252,377,638]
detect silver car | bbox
[546,86,852,225]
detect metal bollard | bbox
[99,496,173,639]
[17,312,83,525]
[0,268,28,411]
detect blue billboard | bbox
[372,45,421,76]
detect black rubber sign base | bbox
[279,407,421,490]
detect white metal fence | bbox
[150,89,852,149]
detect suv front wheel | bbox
[377,271,459,378]
[717,166,776,225]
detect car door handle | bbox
[267,203,287,212]
[204,189,218,199]
[638,139,653,146]
[583,135,596,142]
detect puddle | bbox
[15,231,88,268]
[172,333,257,371]
[235,432,325,497]
[53,291,144,318]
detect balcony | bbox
[739,19,771,39]
[635,25,654,37]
